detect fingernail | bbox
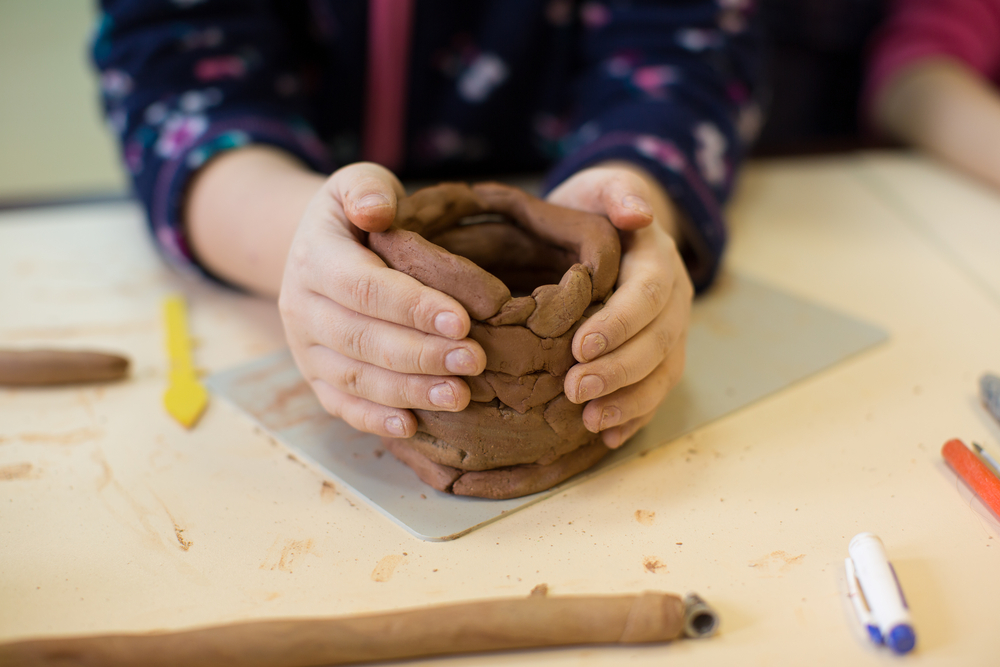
[385,416,406,436]
[434,312,463,338]
[599,406,621,430]
[622,194,653,217]
[577,375,605,402]
[357,193,391,210]
[581,333,608,361]
[429,383,457,409]
[445,348,477,375]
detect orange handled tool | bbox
[941,438,1000,517]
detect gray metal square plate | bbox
[206,275,886,540]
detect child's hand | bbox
[279,163,487,439]
[546,162,693,449]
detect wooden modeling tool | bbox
[163,294,207,428]
[0,349,129,386]
[0,591,718,667]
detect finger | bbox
[310,378,418,438]
[326,162,406,232]
[597,171,656,232]
[601,412,656,449]
[564,294,686,403]
[284,239,473,339]
[303,344,472,412]
[548,166,654,231]
[297,292,485,376]
[580,341,686,435]
[572,229,689,363]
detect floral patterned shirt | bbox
[92,0,762,290]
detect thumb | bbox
[329,162,405,232]
[600,175,655,232]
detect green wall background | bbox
[0,0,127,202]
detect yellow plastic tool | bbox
[163,294,208,428]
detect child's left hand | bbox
[546,162,693,449]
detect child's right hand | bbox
[279,162,487,439]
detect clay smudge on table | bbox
[75,389,98,420]
[151,495,193,552]
[252,379,321,431]
[94,450,113,492]
[174,526,193,551]
[286,453,308,468]
[371,554,405,582]
[166,516,194,551]
[643,557,667,573]
[0,462,36,481]
[264,380,312,412]
[233,356,295,387]
[260,538,317,574]
[634,510,656,525]
[93,449,184,554]
[748,550,806,575]
[320,480,337,503]
[530,583,549,597]
[0,426,104,446]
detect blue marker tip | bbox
[866,624,884,645]
[887,624,916,654]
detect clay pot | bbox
[369,182,621,499]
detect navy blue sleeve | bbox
[91,0,333,271]
[543,1,764,291]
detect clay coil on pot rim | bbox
[368,182,621,499]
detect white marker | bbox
[844,557,882,645]
[847,533,916,654]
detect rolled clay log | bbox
[467,319,580,378]
[409,395,594,471]
[385,437,610,500]
[472,182,621,301]
[434,222,573,292]
[464,370,564,414]
[0,349,129,386]
[394,182,488,237]
[526,263,593,338]
[369,182,621,499]
[485,296,536,327]
[0,592,703,667]
[368,229,511,320]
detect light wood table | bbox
[2,152,998,665]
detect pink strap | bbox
[362,0,414,171]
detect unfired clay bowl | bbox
[369,182,621,499]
